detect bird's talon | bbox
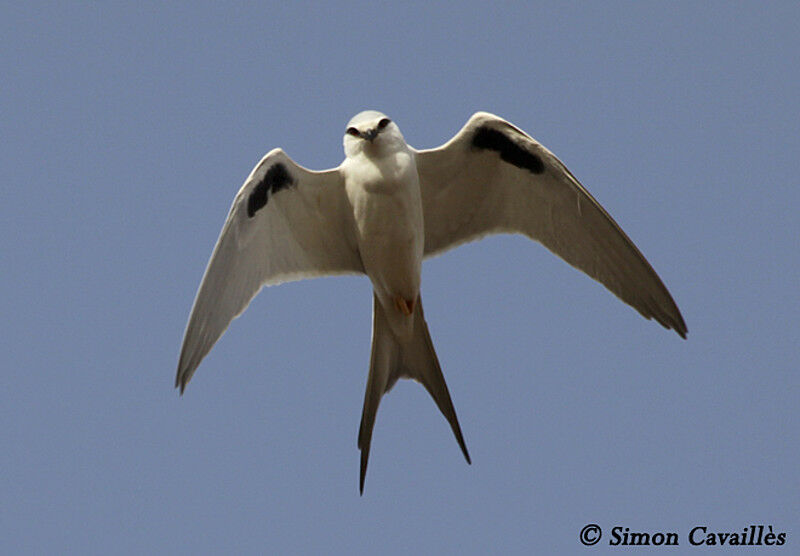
[394,295,414,316]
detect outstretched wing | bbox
[415,112,686,337]
[177,149,363,391]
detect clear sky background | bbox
[2,2,798,554]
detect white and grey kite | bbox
[177,111,686,493]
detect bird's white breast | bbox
[343,149,424,334]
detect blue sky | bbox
[2,2,798,554]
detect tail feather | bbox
[358,293,470,494]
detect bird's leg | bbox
[394,295,416,316]
[394,296,410,315]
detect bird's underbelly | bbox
[344,151,424,341]
[361,233,420,299]
[355,193,423,301]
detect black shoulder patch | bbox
[471,126,545,175]
[247,162,295,217]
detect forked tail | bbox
[358,293,471,494]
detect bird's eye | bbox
[346,127,360,137]
[377,118,391,130]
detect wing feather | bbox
[177,149,363,391]
[415,112,686,337]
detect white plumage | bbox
[177,111,686,493]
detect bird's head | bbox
[343,110,404,158]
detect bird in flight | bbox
[176,110,686,493]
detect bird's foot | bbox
[394,295,416,316]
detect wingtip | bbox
[663,319,687,340]
[673,310,688,340]
[663,322,687,340]
[650,303,687,340]
[669,313,688,340]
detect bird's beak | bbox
[363,128,378,142]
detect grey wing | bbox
[177,149,364,392]
[415,112,686,337]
